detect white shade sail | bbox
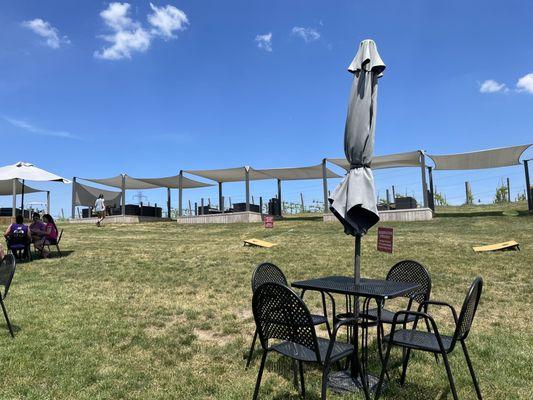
[255,164,341,180]
[428,144,532,170]
[0,180,43,196]
[185,167,272,183]
[0,161,69,183]
[135,175,212,189]
[328,150,422,171]
[73,182,122,207]
[84,174,211,189]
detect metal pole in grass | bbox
[277,179,282,216]
[218,182,224,213]
[322,158,329,213]
[121,174,126,216]
[245,167,250,212]
[178,171,183,216]
[71,177,76,219]
[420,151,429,208]
[525,160,532,212]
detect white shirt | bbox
[95,198,105,212]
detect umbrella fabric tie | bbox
[349,163,371,170]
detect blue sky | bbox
[0,0,532,215]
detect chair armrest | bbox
[323,317,357,365]
[389,310,449,353]
[418,300,458,325]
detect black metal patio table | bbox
[292,275,420,399]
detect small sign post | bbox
[377,227,393,253]
[264,215,274,228]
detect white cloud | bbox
[94,2,151,60]
[22,18,70,49]
[479,79,507,93]
[255,32,272,52]
[148,3,188,39]
[95,2,189,60]
[516,73,533,94]
[2,116,78,139]
[291,26,320,43]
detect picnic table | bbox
[292,275,420,399]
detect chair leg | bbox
[0,297,14,338]
[246,330,258,368]
[424,318,439,364]
[374,340,393,400]
[441,350,458,400]
[56,245,62,257]
[376,322,391,381]
[321,360,331,400]
[298,361,305,398]
[253,351,268,400]
[461,341,483,400]
[399,348,412,386]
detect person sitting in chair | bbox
[4,214,32,260]
[34,214,59,258]
[30,212,46,243]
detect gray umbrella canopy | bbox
[329,39,385,236]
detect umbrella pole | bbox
[354,234,361,316]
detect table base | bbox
[328,370,383,395]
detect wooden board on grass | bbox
[244,238,276,248]
[473,240,520,252]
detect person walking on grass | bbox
[95,194,106,227]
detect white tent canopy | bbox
[328,150,422,171]
[0,161,69,217]
[135,174,212,189]
[428,144,532,170]
[84,174,159,190]
[0,180,43,196]
[0,161,69,182]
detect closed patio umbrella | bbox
[0,162,69,217]
[329,39,385,291]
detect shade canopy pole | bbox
[178,171,183,216]
[427,166,435,212]
[420,152,429,208]
[121,174,126,216]
[47,191,51,214]
[354,234,361,316]
[71,177,77,219]
[525,160,532,212]
[12,178,16,218]
[277,179,282,216]
[218,182,224,213]
[245,167,250,212]
[322,159,329,213]
[167,188,171,219]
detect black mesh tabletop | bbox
[292,276,420,300]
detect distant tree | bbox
[516,193,526,202]
[434,192,448,206]
[494,184,508,203]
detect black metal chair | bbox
[246,262,332,368]
[366,260,434,366]
[0,254,16,338]
[374,277,483,400]
[252,282,355,400]
[45,229,63,257]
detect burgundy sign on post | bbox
[264,216,274,228]
[377,227,393,253]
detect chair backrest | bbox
[454,277,483,341]
[386,260,432,304]
[57,229,64,244]
[0,255,16,299]
[252,282,319,358]
[251,262,288,293]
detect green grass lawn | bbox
[0,207,531,399]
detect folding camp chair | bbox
[0,254,16,337]
[39,229,63,258]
